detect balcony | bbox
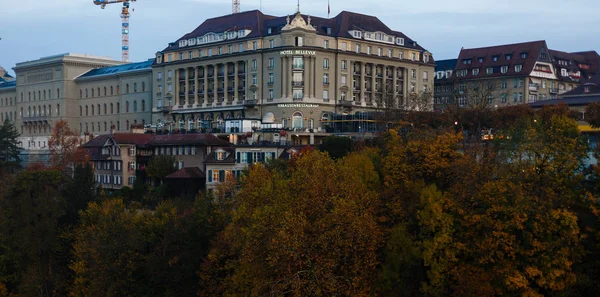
[188,90,195,95]
[353,71,361,76]
[549,88,559,94]
[353,88,360,93]
[218,88,224,93]
[227,87,235,93]
[217,72,225,78]
[243,99,257,106]
[338,100,353,107]
[178,91,186,96]
[293,96,304,101]
[159,106,172,113]
[197,89,204,95]
[23,116,49,122]
[323,81,330,86]
[528,83,539,92]
[292,63,305,70]
[156,92,162,97]
[292,81,304,87]
[267,81,274,86]
[228,72,235,77]
[178,76,186,82]
[238,71,246,77]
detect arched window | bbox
[38,91,40,100]
[43,90,46,100]
[97,88,100,97]
[126,101,129,113]
[91,88,95,97]
[104,122,107,131]
[126,120,129,130]
[28,106,31,116]
[48,105,52,116]
[133,83,137,92]
[86,105,89,116]
[85,89,88,98]
[116,85,120,94]
[133,100,137,112]
[80,90,83,98]
[28,92,31,101]
[292,111,303,129]
[104,104,107,114]
[104,87,107,96]
[57,88,60,98]
[126,84,130,93]
[80,123,82,134]
[110,103,114,114]
[117,102,120,113]
[110,86,114,95]
[79,106,82,116]
[142,82,145,92]
[56,104,60,116]
[91,105,95,115]
[91,122,94,132]
[141,100,145,112]
[97,104,101,115]
[43,106,46,115]
[117,121,120,131]
[85,123,89,132]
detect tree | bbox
[319,135,354,159]
[146,155,176,185]
[62,163,97,225]
[406,91,433,112]
[199,150,382,296]
[48,120,80,171]
[0,119,21,174]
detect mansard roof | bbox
[164,9,428,53]
[454,40,549,79]
[78,59,153,80]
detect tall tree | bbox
[48,120,80,171]
[146,155,176,185]
[0,119,21,174]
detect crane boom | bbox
[92,0,137,62]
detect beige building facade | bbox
[151,9,435,143]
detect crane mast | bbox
[232,0,240,13]
[92,0,136,62]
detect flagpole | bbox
[328,0,330,18]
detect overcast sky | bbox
[1,0,598,76]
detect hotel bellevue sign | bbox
[279,50,317,56]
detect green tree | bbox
[62,163,96,225]
[319,135,354,159]
[0,119,21,174]
[146,155,176,185]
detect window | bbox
[269,39,274,48]
[486,67,493,75]
[252,74,258,85]
[323,73,329,84]
[239,43,244,52]
[399,51,404,59]
[341,60,347,70]
[388,49,393,57]
[292,89,303,100]
[463,59,472,65]
[126,101,129,112]
[252,41,257,50]
[292,111,303,129]
[167,70,173,80]
[341,91,346,101]
[252,59,257,69]
[269,73,274,84]
[513,92,518,102]
[341,42,347,51]
[117,102,120,113]
[515,64,522,72]
[207,48,212,56]
[411,52,416,61]
[341,75,347,86]
[268,58,274,69]
[521,53,528,58]
[104,104,107,114]
[456,70,467,77]
[92,105,95,115]
[411,69,417,79]
[324,40,329,49]
[505,54,512,60]
[501,66,508,73]
[323,90,329,100]
[472,69,479,76]
[584,86,591,93]
[269,89,274,100]
[218,47,222,55]
[323,58,329,69]
[356,43,361,53]
[367,46,371,54]
[501,80,507,89]
[179,52,184,60]
[478,57,484,63]
[377,48,382,56]
[493,55,499,62]
[488,95,493,104]
[133,100,138,112]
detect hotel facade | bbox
[151,9,435,143]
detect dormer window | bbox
[584,86,591,93]
[472,68,479,76]
[501,66,508,73]
[521,52,528,58]
[295,36,303,46]
[462,59,472,65]
[478,57,484,63]
[216,150,225,161]
[515,64,523,72]
[267,27,272,34]
[486,67,493,74]
[493,55,499,62]
[505,54,512,60]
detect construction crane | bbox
[232,0,240,13]
[92,0,137,62]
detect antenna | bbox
[232,0,240,13]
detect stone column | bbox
[305,56,311,99]
[184,68,189,106]
[224,63,229,102]
[370,64,376,105]
[282,56,288,99]
[404,68,409,108]
[361,63,366,104]
[234,62,239,103]
[392,66,398,108]
[194,67,199,106]
[213,64,219,105]
[203,65,208,106]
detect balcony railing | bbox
[292,81,304,87]
[293,96,304,101]
[338,100,353,107]
[292,63,305,70]
[323,81,329,86]
[528,83,539,91]
[23,116,49,122]
[159,106,172,113]
[549,88,559,94]
[243,99,257,106]
[267,81,274,86]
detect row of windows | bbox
[79,82,146,99]
[80,119,144,134]
[0,111,15,122]
[22,123,52,135]
[79,100,145,116]
[96,174,123,186]
[165,41,259,63]
[0,97,14,107]
[96,160,123,171]
[154,146,199,156]
[207,169,243,183]
[23,89,56,102]
[22,104,59,117]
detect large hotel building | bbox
[152,9,435,143]
[0,8,434,162]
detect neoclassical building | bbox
[151,8,435,144]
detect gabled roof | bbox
[81,133,154,148]
[148,133,231,146]
[562,74,600,97]
[164,9,429,54]
[165,167,206,179]
[204,147,236,164]
[435,59,457,72]
[78,59,153,80]
[454,40,548,79]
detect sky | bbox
[1,0,599,76]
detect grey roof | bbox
[164,9,430,56]
[0,80,16,89]
[78,59,153,79]
[435,59,457,71]
[529,96,600,108]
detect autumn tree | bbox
[0,119,21,174]
[48,120,80,171]
[199,150,382,296]
[319,135,353,159]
